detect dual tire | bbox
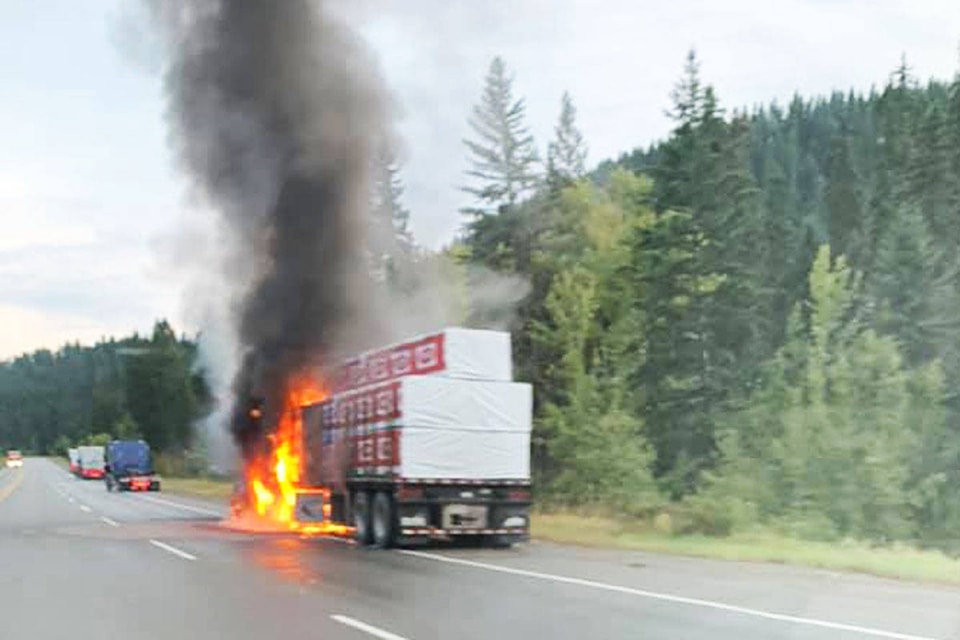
[354,491,395,548]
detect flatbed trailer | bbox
[295,328,533,548]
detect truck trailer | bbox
[68,447,80,475]
[295,328,533,548]
[76,445,105,479]
[105,440,160,492]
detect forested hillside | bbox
[0,321,208,465]
[458,52,960,551]
[5,50,960,552]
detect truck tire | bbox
[371,491,395,548]
[353,491,372,546]
[489,535,513,549]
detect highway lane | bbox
[2,458,959,640]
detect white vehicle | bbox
[68,447,80,475]
[76,445,105,479]
[6,450,23,469]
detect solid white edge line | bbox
[79,505,92,513]
[149,539,197,561]
[330,614,410,640]
[396,551,937,640]
[136,494,223,517]
[100,516,119,527]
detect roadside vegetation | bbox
[159,477,233,500]
[533,511,960,586]
[5,51,960,575]
[459,52,960,561]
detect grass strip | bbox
[532,511,960,585]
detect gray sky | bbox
[2,0,959,358]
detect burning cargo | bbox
[303,376,532,484]
[149,0,532,546]
[332,327,513,391]
[234,328,533,547]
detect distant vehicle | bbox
[104,440,160,492]
[76,445,105,479]
[68,447,80,475]
[6,450,23,469]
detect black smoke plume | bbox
[150,0,387,462]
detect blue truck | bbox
[104,440,160,492]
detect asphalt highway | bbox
[1,458,958,639]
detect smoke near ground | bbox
[148,0,388,462]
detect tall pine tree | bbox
[547,91,588,190]
[462,57,540,217]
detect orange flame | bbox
[236,378,327,529]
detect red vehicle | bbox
[77,445,105,479]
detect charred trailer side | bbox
[297,328,533,548]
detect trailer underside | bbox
[295,478,531,548]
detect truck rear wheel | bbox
[371,491,395,548]
[488,535,514,549]
[353,491,372,546]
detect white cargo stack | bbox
[302,327,533,547]
[335,328,512,392]
[437,328,513,381]
[320,376,532,480]
[400,375,531,431]
[396,377,532,480]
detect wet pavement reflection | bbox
[244,536,323,587]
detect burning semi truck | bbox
[233,328,533,548]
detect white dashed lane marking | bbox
[330,614,411,640]
[397,550,937,640]
[149,539,197,561]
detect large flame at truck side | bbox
[231,380,327,532]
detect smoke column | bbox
[149,0,388,462]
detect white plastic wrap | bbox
[399,376,531,432]
[398,427,530,479]
[335,328,512,392]
[396,377,532,479]
[443,328,512,382]
[310,377,533,482]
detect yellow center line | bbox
[0,468,25,504]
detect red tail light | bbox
[507,490,531,501]
[397,486,424,500]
